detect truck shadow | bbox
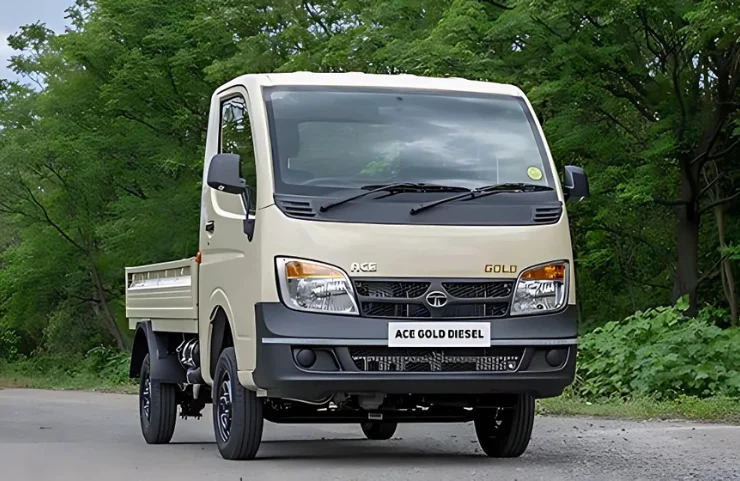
[166,437,606,469]
[173,438,495,464]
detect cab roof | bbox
[217,72,526,98]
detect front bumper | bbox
[251,303,578,400]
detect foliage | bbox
[538,394,740,423]
[0,0,738,362]
[0,327,21,362]
[0,345,133,390]
[81,346,132,385]
[577,299,740,399]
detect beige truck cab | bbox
[125,72,589,460]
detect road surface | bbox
[1,388,739,480]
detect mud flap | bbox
[130,321,186,384]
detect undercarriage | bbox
[262,393,522,424]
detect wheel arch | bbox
[209,306,235,379]
[129,326,149,378]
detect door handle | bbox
[205,220,215,233]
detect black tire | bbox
[361,421,398,440]
[139,353,177,444]
[474,394,535,458]
[213,347,264,460]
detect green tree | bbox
[479,0,740,320]
[1,0,738,360]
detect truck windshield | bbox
[264,87,553,195]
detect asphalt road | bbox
[1,389,739,481]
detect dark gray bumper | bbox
[252,303,578,400]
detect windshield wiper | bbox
[409,182,554,215]
[319,182,469,213]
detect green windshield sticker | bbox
[527,166,543,181]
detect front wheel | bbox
[138,353,177,444]
[474,394,535,458]
[212,347,264,460]
[361,420,398,440]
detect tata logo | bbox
[485,264,518,274]
[350,262,377,273]
[425,291,448,308]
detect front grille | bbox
[350,347,522,372]
[355,281,429,298]
[354,279,514,319]
[442,281,513,299]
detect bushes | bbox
[577,298,740,400]
[81,346,132,385]
[42,309,108,357]
[0,327,21,361]
[0,345,133,390]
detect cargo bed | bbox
[125,257,198,333]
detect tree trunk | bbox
[673,201,699,316]
[714,206,738,325]
[88,257,129,350]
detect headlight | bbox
[510,262,568,316]
[276,257,359,315]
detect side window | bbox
[220,95,257,212]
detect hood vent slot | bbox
[532,204,563,224]
[276,199,317,218]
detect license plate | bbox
[388,322,491,348]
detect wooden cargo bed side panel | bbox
[126,258,199,333]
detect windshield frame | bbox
[262,85,557,197]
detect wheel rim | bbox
[479,408,506,439]
[141,371,152,422]
[217,372,233,442]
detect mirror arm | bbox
[241,190,255,241]
[563,179,576,201]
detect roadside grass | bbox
[0,371,137,394]
[538,394,740,424]
[0,349,137,394]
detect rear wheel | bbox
[361,421,397,440]
[138,353,177,444]
[213,347,264,460]
[474,394,535,458]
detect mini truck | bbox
[125,72,589,460]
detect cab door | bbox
[198,85,261,384]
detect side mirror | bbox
[207,153,246,195]
[563,165,589,202]
[207,153,255,240]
